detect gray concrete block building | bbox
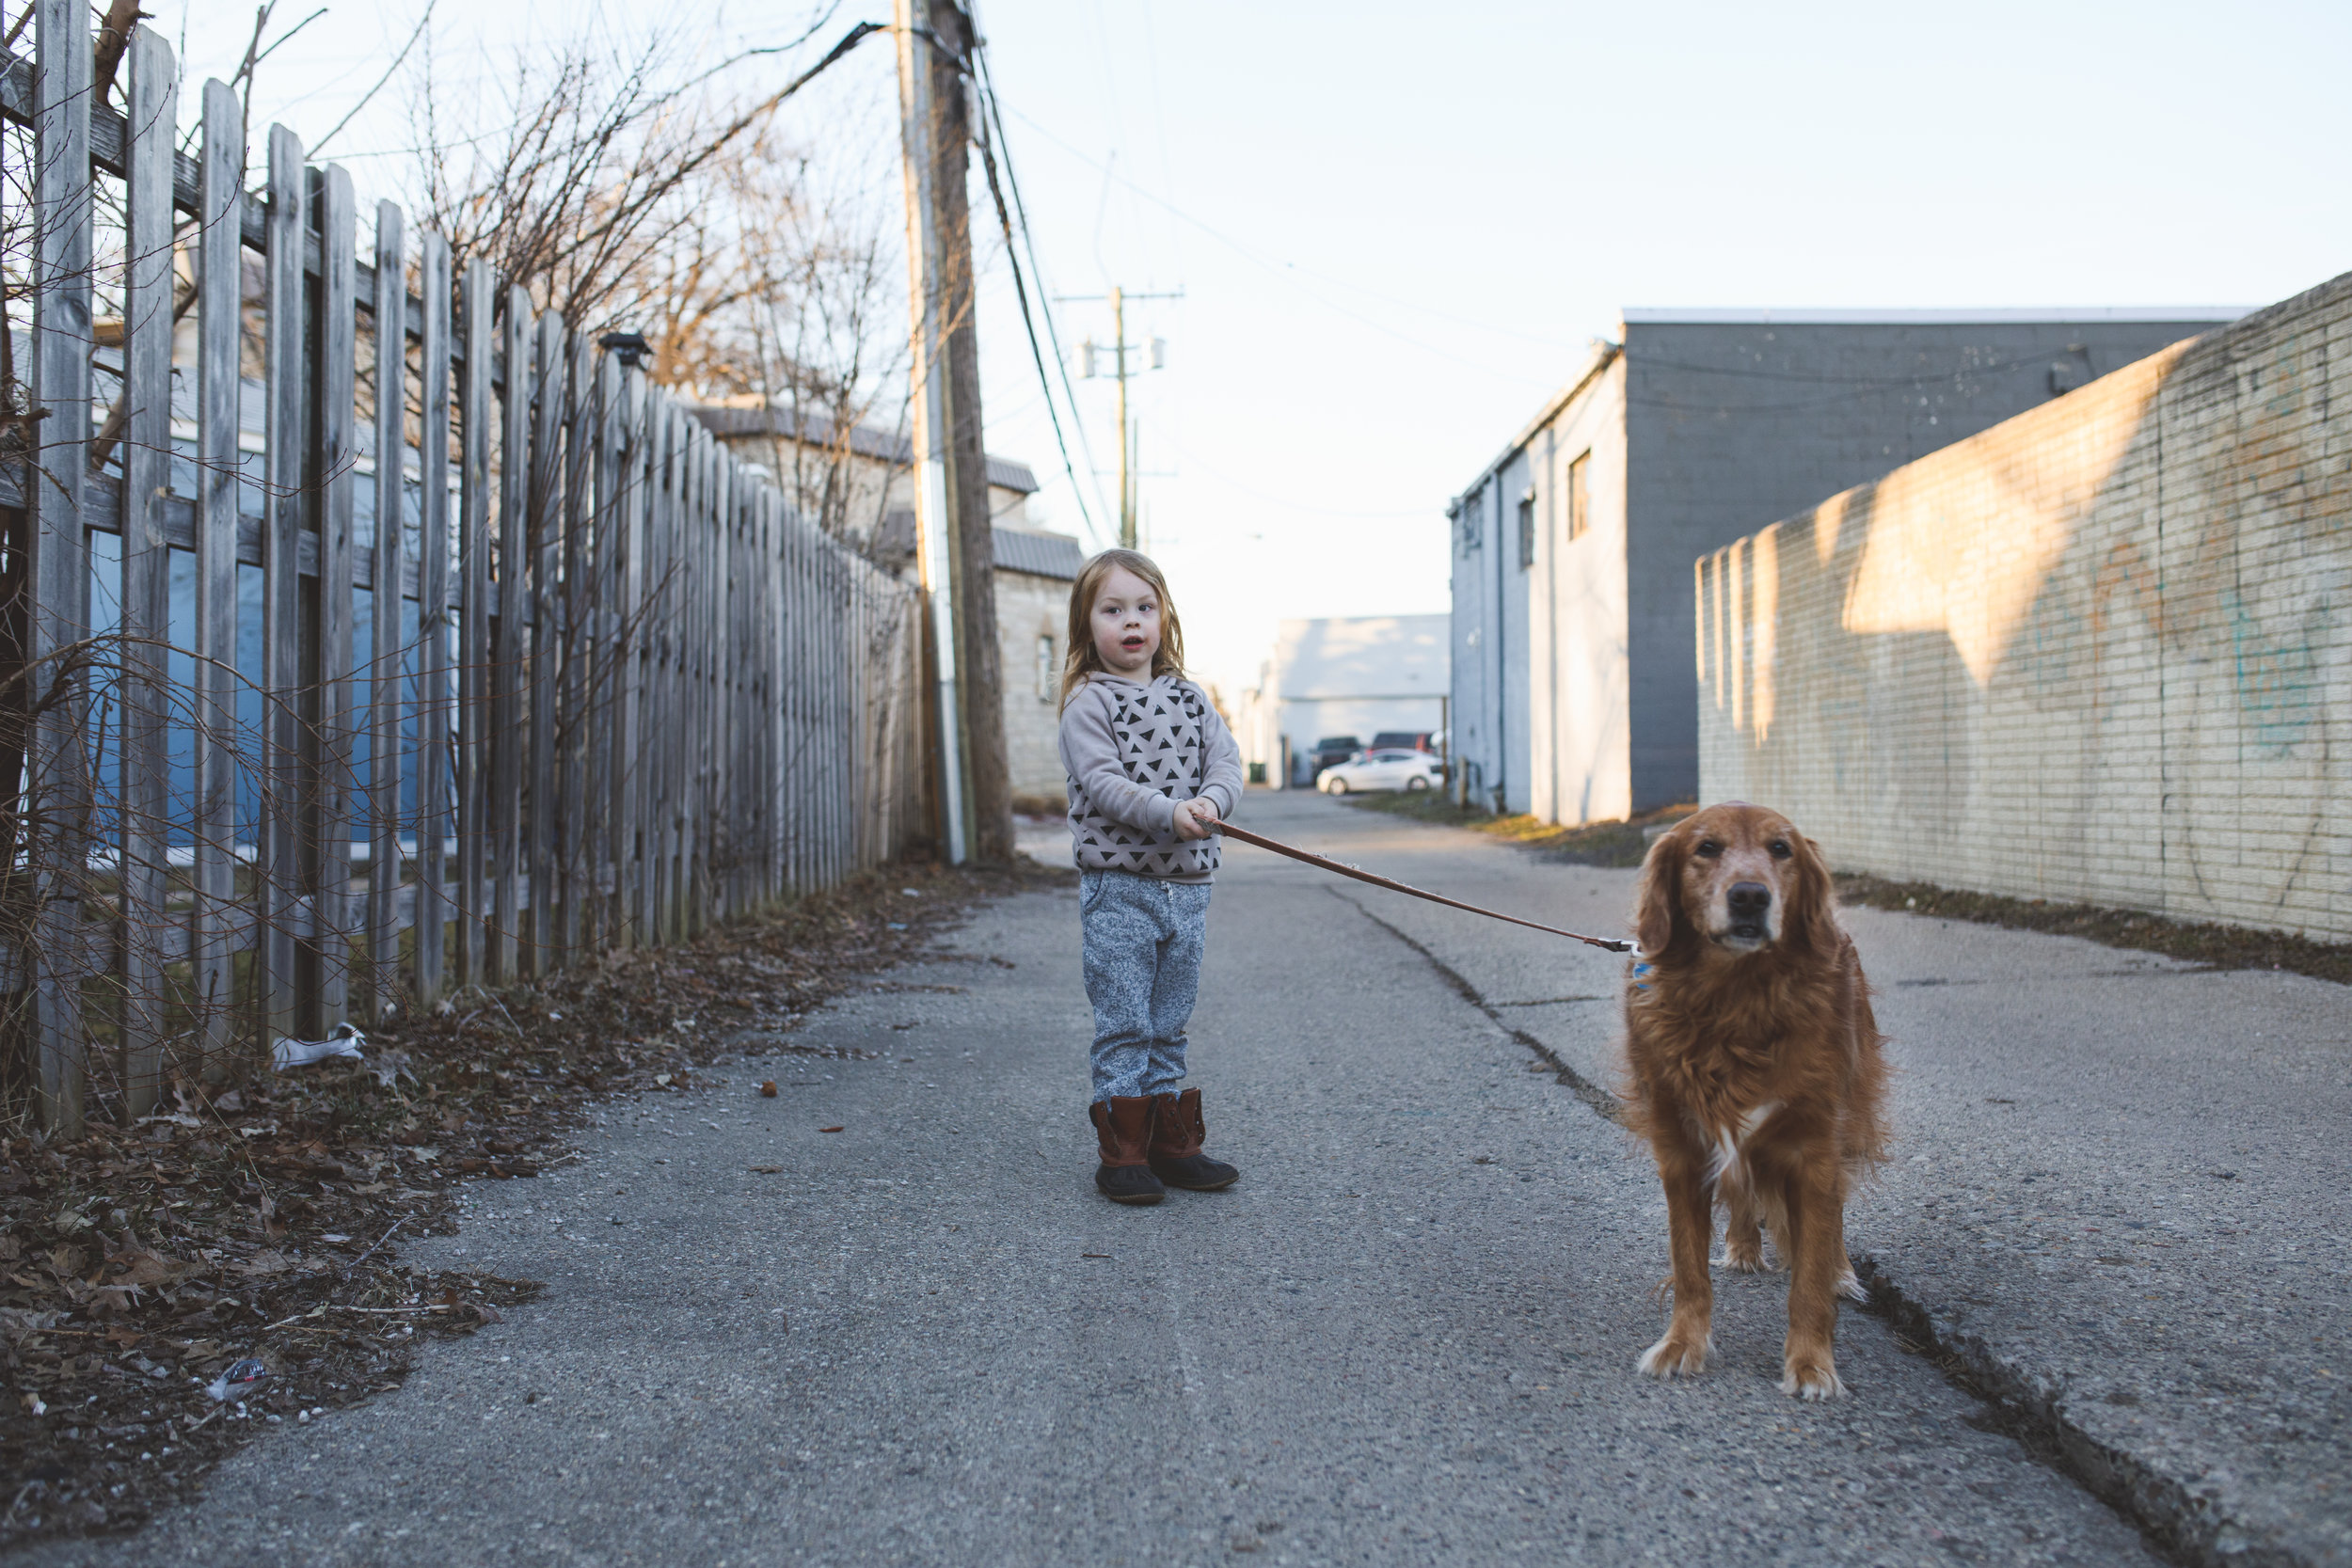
[1447,308,2248,824]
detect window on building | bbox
[1565,451,1591,542]
[1036,633,1056,700]
[1517,486,1536,569]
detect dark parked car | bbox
[1310,735,1364,781]
[1370,731,1436,753]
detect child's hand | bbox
[1171,799,1219,842]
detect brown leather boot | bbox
[1089,1097,1165,1205]
[1147,1087,1240,1191]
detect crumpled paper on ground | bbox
[271,1023,365,1071]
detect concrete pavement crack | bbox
[1329,883,2256,1568]
[1327,888,1625,1125]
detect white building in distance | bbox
[1241,616,1449,788]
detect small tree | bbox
[404,11,910,544]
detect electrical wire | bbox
[1627,346,2083,387]
[997,103,1587,361]
[1155,430,1435,521]
[969,34,1119,546]
[983,76,1116,534]
[973,103,1105,550]
[1623,351,2081,417]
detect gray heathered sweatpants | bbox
[1081,869,1214,1101]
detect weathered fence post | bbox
[646,402,676,944]
[524,307,562,974]
[367,200,405,1006]
[612,366,647,947]
[117,24,176,1120]
[191,75,239,1071]
[313,162,358,1033]
[455,260,491,989]
[490,286,529,981]
[555,330,589,962]
[260,123,306,1050]
[27,0,93,1133]
[678,421,706,938]
[414,234,453,1006]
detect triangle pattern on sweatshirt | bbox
[1067,677,1221,877]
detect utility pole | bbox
[895,0,1013,863]
[1112,286,1130,547]
[1064,285,1179,549]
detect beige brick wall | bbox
[1698,272,2352,939]
[996,568,1072,808]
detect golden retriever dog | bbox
[1622,802,1888,1399]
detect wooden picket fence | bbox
[0,10,929,1132]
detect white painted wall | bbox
[1527,360,1631,828]
[1274,615,1450,783]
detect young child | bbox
[1057,549,1245,1206]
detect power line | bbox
[969,34,1119,547]
[998,103,1586,366]
[972,100,1105,551]
[1624,347,2097,416]
[978,53,1118,539]
[1156,430,1436,520]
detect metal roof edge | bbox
[992,524,1084,579]
[985,457,1041,494]
[1618,306,2257,325]
[1448,339,1621,514]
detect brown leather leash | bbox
[1211,819,1636,954]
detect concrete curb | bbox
[1852,1256,2308,1568]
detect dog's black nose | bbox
[1727,881,1772,918]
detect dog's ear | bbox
[1788,832,1840,955]
[1634,827,1685,957]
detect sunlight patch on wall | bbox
[1837,350,2179,686]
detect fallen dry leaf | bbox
[759,1081,778,1097]
[818,1126,844,1133]
[749,1165,783,1175]
[108,1247,198,1289]
[87,1284,140,1314]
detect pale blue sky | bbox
[162,0,2352,696]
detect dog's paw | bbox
[1637,1331,1712,1380]
[1720,1245,1771,1274]
[1836,1268,1867,1302]
[1780,1354,1846,1401]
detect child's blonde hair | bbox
[1060,548,1186,711]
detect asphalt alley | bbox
[39,789,2319,1567]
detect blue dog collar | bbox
[1631,959,1655,992]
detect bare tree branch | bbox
[397,10,908,543]
[92,0,147,108]
[309,0,439,158]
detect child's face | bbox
[1089,565,1162,678]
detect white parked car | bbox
[1317,748,1442,795]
